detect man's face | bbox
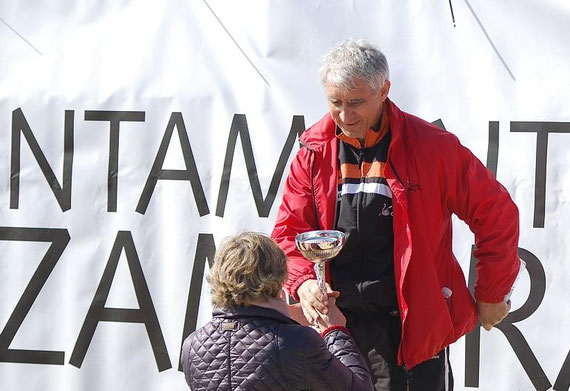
[325,78,390,141]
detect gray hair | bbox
[319,38,389,93]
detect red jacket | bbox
[271,99,520,368]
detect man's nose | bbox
[339,104,352,122]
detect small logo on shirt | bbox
[379,203,393,217]
[407,178,420,192]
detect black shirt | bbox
[331,126,398,314]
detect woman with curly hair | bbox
[181,232,373,391]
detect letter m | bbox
[215,114,305,217]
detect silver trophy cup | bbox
[295,230,346,294]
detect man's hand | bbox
[477,300,511,331]
[297,279,339,324]
[316,296,346,332]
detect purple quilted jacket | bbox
[182,305,373,390]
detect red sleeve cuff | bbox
[320,325,351,338]
[474,293,507,304]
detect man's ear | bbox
[381,80,391,100]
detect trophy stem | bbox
[313,261,326,294]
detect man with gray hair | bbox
[272,39,520,390]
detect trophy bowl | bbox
[295,230,345,293]
[295,230,345,262]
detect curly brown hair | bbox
[208,232,288,309]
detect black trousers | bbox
[345,310,453,391]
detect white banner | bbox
[0,1,568,390]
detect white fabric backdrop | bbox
[0,1,568,390]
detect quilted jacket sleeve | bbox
[271,147,320,300]
[301,327,374,391]
[443,135,520,303]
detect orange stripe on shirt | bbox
[339,161,386,183]
[340,163,361,180]
[361,161,386,178]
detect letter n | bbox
[10,108,74,211]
